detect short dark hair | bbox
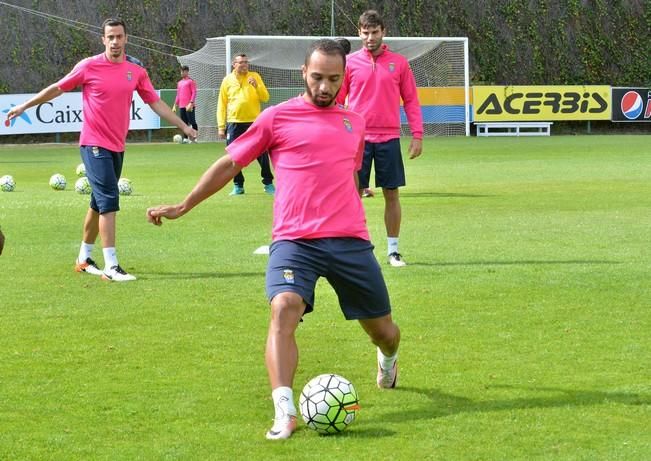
[305,39,346,69]
[334,37,351,55]
[102,18,126,35]
[358,10,384,30]
[181,65,189,71]
[233,53,248,62]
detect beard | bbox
[364,41,381,53]
[110,47,123,58]
[304,83,339,107]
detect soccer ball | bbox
[118,177,132,196]
[0,175,15,192]
[75,163,86,177]
[74,177,91,195]
[49,173,67,190]
[173,134,183,144]
[299,374,360,434]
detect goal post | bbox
[177,35,470,142]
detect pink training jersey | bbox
[337,44,423,142]
[226,96,369,242]
[57,53,160,153]
[174,77,197,107]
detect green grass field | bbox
[0,135,649,460]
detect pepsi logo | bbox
[621,91,643,120]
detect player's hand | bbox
[408,138,423,159]
[184,125,198,141]
[248,77,257,88]
[6,104,25,122]
[147,205,182,226]
[172,104,177,112]
[217,129,226,139]
[185,102,194,111]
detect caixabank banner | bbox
[0,91,160,135]
[473,86,611,121]
[611,88,651,122]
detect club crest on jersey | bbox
[283,269,295,284]
[388,63,396,73]
[126,71,132,81]
[342,117,353,132]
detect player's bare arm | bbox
[147,154,242,225]
[149,99,197,139]
[408,138,423,159]
[6,84,63,121]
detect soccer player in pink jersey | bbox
[172,65,198,143]
[337,10,424,267]
[146,39,401,440]
[7,18,197,282]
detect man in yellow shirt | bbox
[217,54,275,195]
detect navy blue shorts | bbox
[80,146,123,214]
[358,138,406,189]
[266,238,392,320]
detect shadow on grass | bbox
[376,384,649,422]
[311,427,397,439]
[0,159,54,163]
[141,271,262,280]
[399,192,493,198]
[408,260,622,267]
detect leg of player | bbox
[358,315,401,388]
[265,291,305,440]
[75,208,103,276]
[99,212,135,282]
[258,153,275,195]
[383,188,406,267]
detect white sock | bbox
[78,241,94,262]
[387,237,399,256]
[102,247,118,270]
[377,347,398,371]
[271,386,296,422]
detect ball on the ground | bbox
[299,374,360,434]
[118,177,132,196]
[0,175,16,192]
[75,163,86,177]
[74,177,91,195]
[173,134,183,144]
[49,173,67,191]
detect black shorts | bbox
[81,146,123,214]
[266,238,392,320]
[358,138,406,189]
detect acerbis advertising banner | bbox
[611,88,651,122]
[473,85,611,122]
[0,91,160,135]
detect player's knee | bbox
[366,319,400,346]
[270,292,305,330]
[382,188,399,201]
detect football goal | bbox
[177,35,470,142]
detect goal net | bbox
[177,35,469,142]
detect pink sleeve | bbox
[355,135,365,171]
[400,63,423,139]
[190,80,197,102]
[174,82,180,105]
[336,66,350,106]
[57,60,87,92]
[136,71,160,104]
[226,108,275,167]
